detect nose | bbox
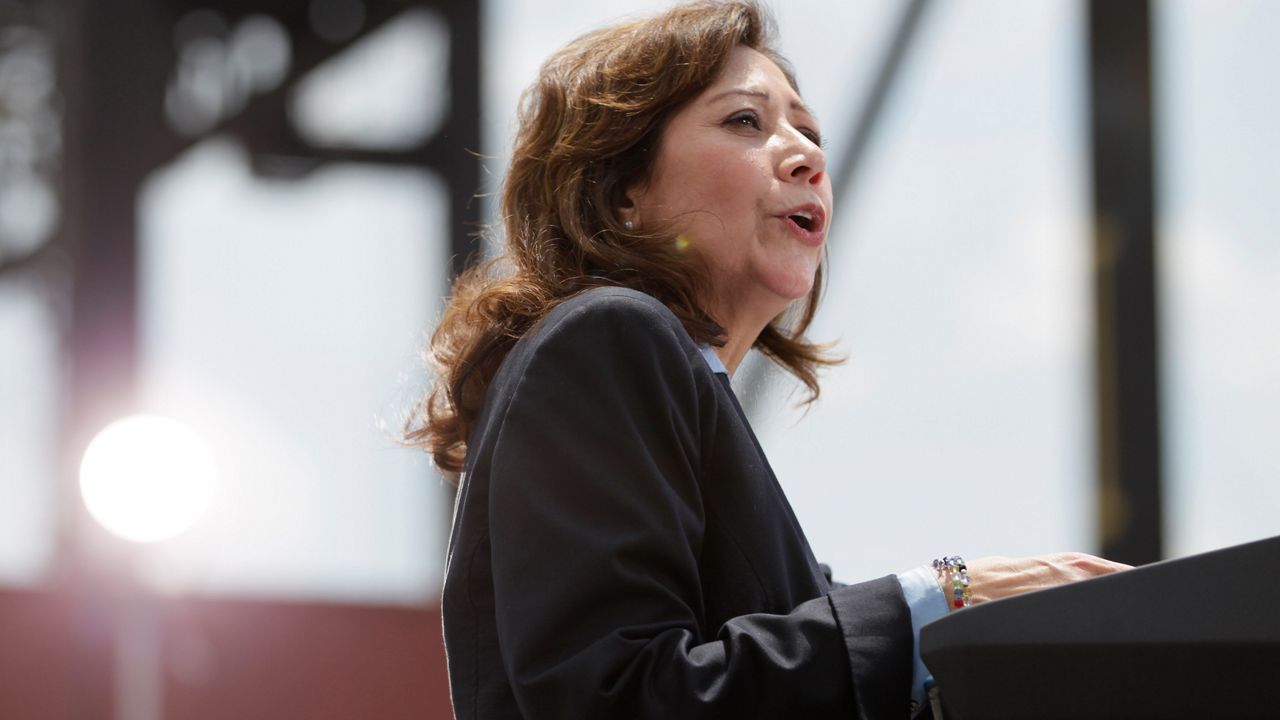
[778,130,826,186]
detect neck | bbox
[713,332,755,376]
[709,294,787,375]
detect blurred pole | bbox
[827,0,932,213]
[1087,0,1163,565]
[56,0,176,716]
[440,0,483,280]
[57,0,176,564]
[115,582,162,720]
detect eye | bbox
[724,111,761,131]
[799,127,825,149]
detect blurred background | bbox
[0,0,1275,717]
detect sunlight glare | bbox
[79,414,216,543]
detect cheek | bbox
[642,141,767,240]
[707,146,767,191]
[686,136,766,185]
[682,151,739,205]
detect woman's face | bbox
[628,45,832,325]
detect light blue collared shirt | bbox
[697,344,731,376]
[897,565,949,710]
[696,344,947,711]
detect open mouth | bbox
[788,213,816,231]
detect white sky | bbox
[749,0,1095,578]
[1156,0,1280,555]
[0,0,1275,598]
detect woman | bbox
[407,2,1127,718]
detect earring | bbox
[623,219,634,231]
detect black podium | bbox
[920,535,1280,719]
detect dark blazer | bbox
[442,287,914,719]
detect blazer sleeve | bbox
[486,292,912,719]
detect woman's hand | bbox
[964,553,1132,605]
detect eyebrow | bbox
[707,89,817,120]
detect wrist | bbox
[932,555,972,611]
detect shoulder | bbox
[469,286,724,483]
[545,286,686,336]
[475,287,712,447]
[486,287,707,403]
[524,286,695,359]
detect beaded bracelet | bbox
[932,555,972,610]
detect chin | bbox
[764,272,817,303]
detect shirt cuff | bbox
[896,564,950,710]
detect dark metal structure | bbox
[1,1,480,717]
[51,0,480,568]
[1088,0,1163,566]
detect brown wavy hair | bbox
[406,0,836,478]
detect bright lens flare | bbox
[79,414,216,543]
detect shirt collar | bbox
[698,344,730,376]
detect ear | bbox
[617,181,645,229]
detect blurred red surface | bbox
[0,589,78,720]
[0,588,452,720]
